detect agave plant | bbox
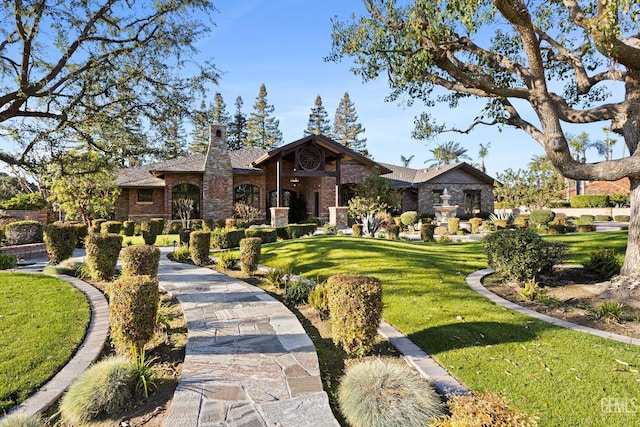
[361,212,382,237]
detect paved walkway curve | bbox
[158,250,339,427]
[466,268,640,346]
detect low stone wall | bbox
[0,243,47,260]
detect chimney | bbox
[202,123,233,221]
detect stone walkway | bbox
[158,249,339,426]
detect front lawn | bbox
[0,273,90,413]
[261,234,639,427]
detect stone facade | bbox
[418,183,494,216]
[203,124,233,221]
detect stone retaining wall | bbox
[0,243,47,260]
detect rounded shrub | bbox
[420,223,436,241]
[326,274,382,357]
[44,223,77,265]
[140,221,157,245]
[400,211,419,229]
[190,230,211,266]
[513,215,529,230]
[483,229,568,283]
[121,245,160,277]
[352,223,363,237]
[239,237,261,274]
[387,224,400,240]
[59,356,134,425]
[529,209,555,225]
[100,220,122,234]
[85,233,122,281]
[122,220,136,237]
[0,253,17,270]
[338,358,444,427]
[5,220,43,245]
[109,275,159,354]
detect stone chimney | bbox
[202,123,233,221]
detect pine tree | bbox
[190,100,210,154]
[228,96,248,151]
[332,92,368,156]
[211,92,231,125]
[161,113,188,159]
[246,84,283,149]
[304,95,332,137]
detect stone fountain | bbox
[435,188,458,226]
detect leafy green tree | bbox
[46,151,120,224]
[305,95,332,137]
[495,156,565,209]
[426,141,470,166]
[0,0,219,170]
[333,92,368,156]
[0,173,36,201]
[329,0,640,277]
[356,168,403,210]
[228,96,248,151]
[246,84,283,149]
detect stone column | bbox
[329,206,348,228]
[202,124,233,222]
[270,207,290,227]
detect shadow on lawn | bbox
[409,320,558,355]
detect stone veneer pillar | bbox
[270,207,290,227]
[202,124,233,222]
[329,206,348,228]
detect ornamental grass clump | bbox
[120,245,160,277]
[0,414,45,427]
[239,237,261,274]
[85,233,122,281]
[307,283,329,317]
[583,248,622,279]
[338,358,444,427]
[108,275,159,355]
[189,230,211,266]
[326,274,382,357]
[59,356,134,425]
[43,223,77,265]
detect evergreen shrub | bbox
[448,217,460,234]
[109,275,159,354]
[578,214,595,224]
[72,223,89,248]
[400,211,419,230]
[352,223,363,237]
[239,237,261,274]
[5,220,43,245]
[570,194,609,208]
[0,253,17,270]
[387,224,400,240]
[122,220,135,236]
[338,358,443,427]
[513,215,529,229]
[594,215,611,221]
[529,209,555,225]
[210,228,245,249]
[284,279,312,306]
[121,245,160,277]
[307,283,329,316]
[610,194,630,207]
[163,220,183,234]
[244,227,277,243]
[189,231,211,266]
[420,223,436,241]
[483,229,568,282]
[90,219,107,234]
[140,221,157,245]
[614,215,631,222]
[287,224,316,238]
[85,233,122,281]
[326,274,382,357]
[217,251,238,270]
[275,226,290,240]
[150,218,165,235]
[59,356,134,425]
[101,221,122,234]
[469,217,483,234]
[44,223,77,265]
[583,248,622,279]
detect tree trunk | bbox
[620,177,640,276]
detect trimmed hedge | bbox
[85,233,122,281]
[420,223,436,242]
[530,209,555,225]
[326,274,383,357]
[190,231,211,266]
[469,218,483,234]
[387,224,400,240]
[108,275,159,354]
[121,245,160,277]
[72,223,89,248]
[150,218,164,236]
[44,223,77,265]
[90,219,107,234]
[239,237,261,274]
[122,220,135,237]
[287,224,317,238]
[594,215,611,221]
[400,211,419,228]
[100,221,122,235]
[614,215,630,222]
[244,227,278,244]
[570,194,609,208]
[140,221,157,245]
[5,220,43,245]
[447,217,460,234]
[211,228,245,249]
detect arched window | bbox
[234,184,260,209]
[172,183,200,219]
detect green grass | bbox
[261,234,640,427]
[0,273,90,413]
[122,234,180,246]
[545,230,628,264]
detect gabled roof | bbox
[252,134,392,174]
[378,161,494,188]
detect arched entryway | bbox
[172,183,201,219]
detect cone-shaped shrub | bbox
[140,221,157,245]
[150,218,164,236]
[44,223,77,265]
[100,220,122,234]
[123,220,136,236]
[326,274,382,357]
[190,231,211,266]
[121,245,160,277]
[109,275,159,354]
[85,233,122,281]
[5,220,43,245]
[59,356,134,425]
[338,358,444,427]
[239,237,261,274]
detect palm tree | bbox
[400,154,415,167]
[426,141,471,166]
[592,126,617,161]
[478,142,491,173]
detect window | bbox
[234,184,260,209]
[172,183,200,219]
[137,189,153,203]
[432,189,444,205]
[464,190,482,214]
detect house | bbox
[115,124,495,226]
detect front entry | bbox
[267,189,306,223]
